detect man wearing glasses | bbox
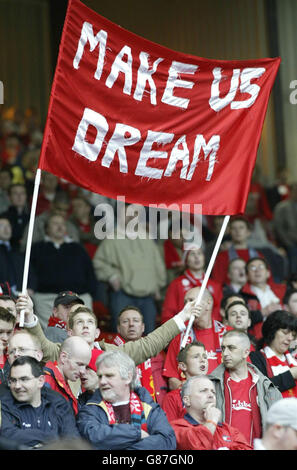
[0,356,79,448]
[7,331,43,362]
[0,330,43,388]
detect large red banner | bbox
[39,0,280,215]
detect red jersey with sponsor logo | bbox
[226,373,253,444]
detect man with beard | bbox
[77,350,176,450]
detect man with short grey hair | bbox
[253,397,297,450]
[208,329,282,447]
[77,350,176,450]
[171,375,251,450]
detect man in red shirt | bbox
[171,375,252,450]
[161,246,222,324]
[208,329,282,446]
[162,286,229,390]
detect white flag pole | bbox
[19,168,42,327]
[180,214,230,349]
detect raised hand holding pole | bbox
[180,215,230,349]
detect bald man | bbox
[43,336,92,414]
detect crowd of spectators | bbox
[1,106,297,451]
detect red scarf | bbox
[183,268,204,287]
[44,361,79,414]
[262,346,297,398]
[0,353,7,369]
[104,391,148,431]
[47,315,67,330]
[113,334,156,401]
[179,320,228,355]
[88,347,104,372]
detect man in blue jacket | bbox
[0,355,80,448]
[77,350,176,450]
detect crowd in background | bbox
[1,105,297,451]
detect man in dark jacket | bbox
[77,350,176,450]
[0,355,79,448]
[29,213,97,330]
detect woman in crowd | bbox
[250,310,297,397]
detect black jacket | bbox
[0,386,80,448]
[29,240,97,296]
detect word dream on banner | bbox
[38,0,280,215]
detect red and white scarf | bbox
[179,319,227,351]
[263,346,297,398]
[47,315,67,330]
[104,391,148,431]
